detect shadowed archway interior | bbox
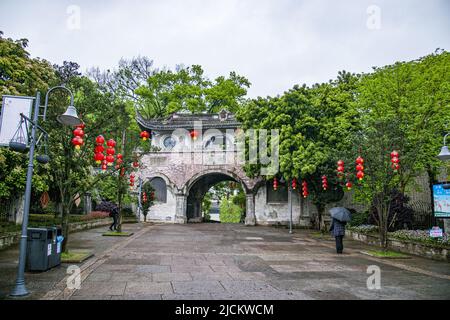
[186,173,242,222]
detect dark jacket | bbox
[330,218,346,237]
[109,207,119,217]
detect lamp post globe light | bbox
[9,86,81,297]
[437,133,450,161]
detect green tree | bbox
[219,198,242,223]
[347,50,450,247]
[237,71,360,229]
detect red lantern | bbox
[273,178,278,191]
[101,160,107,171]
[321,175,328,190]
[190,130,199,141]
[390,150,400,173]
[94,153,104,164]
[150,192,155,201]
[96,135,105,145]
[95,145,104,153]
[291,178,297,190]
[356,156,364,165]
[116,158,123,165]
[117,154,123,160]
[71,136,83,150]
[356,164,364,171]
[302,181,309,198]
[140,131,150,141]
[336,160,345,179]
[356,171,365,180]
[106,155,115,166]
[133,161,139,168]
[337,160,344,167]
[107,139,116,148]
[337,166,345,173]
[106,147,115,155]
[73,127,84,138]
[346,181,353,190]
[142,192,147,203]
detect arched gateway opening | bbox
[185,172,246,223]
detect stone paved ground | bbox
[0,223,449,300]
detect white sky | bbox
[1,0,449,98]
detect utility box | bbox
[48,226,63,268]
[26,228,54,271]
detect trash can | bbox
[26,228,54,271]
[49,226,63,268]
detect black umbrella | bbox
[329,207,352,222]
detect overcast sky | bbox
[1,0,449,98]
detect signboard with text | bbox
[433,184,450,218]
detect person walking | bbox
[330,217,346,254]
[109,205,119,231]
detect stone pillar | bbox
[245,193,256,226]
[175,194,187,224]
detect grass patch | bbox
[102,231,134,237]
[61,250,94,263]
[361,250,410,259]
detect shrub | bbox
[347,224,379,234]
[219,199,242,223]
[389,229,449,247]
[348,210,369,226]
[81,211,109,221]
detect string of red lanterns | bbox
[355,156,365,181]
[391,150,400,173]
[291,178,297,190]
[140,130,150,141]
[72,123,85,150]
[321,175,328,190]
[301,181,309,198]
[273,177,278,191]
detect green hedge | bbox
[219,199,242,223]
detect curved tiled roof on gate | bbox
[136,110,241,131]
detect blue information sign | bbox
[433,184,450,218]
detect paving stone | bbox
[172,280,225,294]
[152,272,192,282]
[136,265,171,273]
[125,281,173,295]
[73,281,127,296]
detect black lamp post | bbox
[9,87,81,297]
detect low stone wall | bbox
[346,230,450,262]
[0,217,138,251]
[0,233,21,251]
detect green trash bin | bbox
[49,226,63,268]
[26,228,54,271]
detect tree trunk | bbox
[315,204,325,231]
[427,166,437,228]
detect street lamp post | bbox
[10,87,81,297]
[436,132,450,234]
[288,185,293,234]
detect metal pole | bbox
[288,186,293,234]
[10,92,40,297]
[138,177,142,221]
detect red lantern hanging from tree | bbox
[133,161,139,168]
[142,192,147,203]
[106,147,115,155]
[101,160,107,171]
[107,139,116,148]
[355,156,365,181]
[336,160,345,179]
[291,178,297,190]
[346,181,353,191]
[140,131,150,141]
[129,174,135,187]
[95,145,104,154]
[390,150,400,173]
[71,136,83,150]
[321,175,328,191]
[302,181,309,198]
[73,127,84,138]
[273,178,278,191]
[106,155,115,166]
[94,152,104,164]
[190,130,199,141]
[96,135,105,145]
